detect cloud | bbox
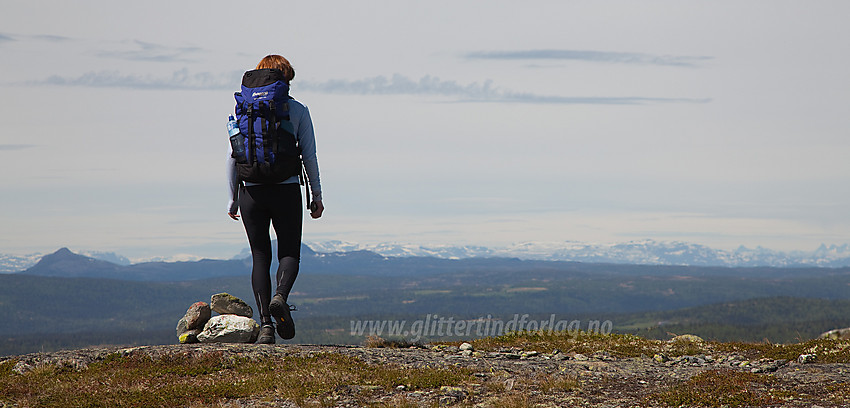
[0,144,36,151]
[38,68,239,90]
[466,49,712,67]
[297,74,710,105]
[34,71,709,105]
[30,34,71,42]
[96,40,203,63]
[0,33,72,43]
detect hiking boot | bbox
[256,324,275,344]
[269,294,296,340]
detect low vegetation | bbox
[647,369,786,407]
[3,331,850,407]
[0,350,470,408]
[462,329,850,362]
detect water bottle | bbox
[227,114,240,137]
[227,115,247,163]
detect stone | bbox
[669,334,704,343]
[653,353,670,363]
[459,342,474,351]
[176,316,189,337]
[197,314,260,343]
[592,350,613,361]
[12,361,33,375]
[178,329,202,344]
[184,302,211,330]
[819,328,850,340]
[176,301,211,341]
[210,293,253,318]
[798,354,817,364]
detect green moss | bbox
[214,292,239,301]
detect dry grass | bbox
[363,335,421,349]
[716,337,850,362]
[486,392,536,408]
[645,369,788,407]
[450,330,850,362]
[463,330,670,358]
[6,332,850,407]
[0,350,470,408]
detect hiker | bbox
[227,54,323,344]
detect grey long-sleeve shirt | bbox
[227,98,322,214]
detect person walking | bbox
[227,54,323,344]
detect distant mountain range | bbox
[2,239,850,273]
[4,246,850,355]
[306,240,850,268]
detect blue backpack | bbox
[230,68,301,184]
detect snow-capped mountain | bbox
[4,240,850,271]
[0,252,44,273]
[304,240,850,268]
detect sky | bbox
[1,1,849,260]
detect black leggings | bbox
[239,183,302,325]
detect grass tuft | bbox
[466,330,668,358]
[646,369,785,407]
[363,335,421,349]
[716,337,850,362]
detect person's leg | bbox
[270,183,303,301]
[239,185,274,326]
[266,183,302,340]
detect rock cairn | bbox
[176,293,259,344]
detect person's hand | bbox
[310,200,324,219]
[228,212,240,221]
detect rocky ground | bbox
[3,342,850,407]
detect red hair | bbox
[256,55,295,83]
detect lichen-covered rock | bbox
[210,293,253,318]
[669,334,704,343]
[176,301,211,341]
[819,327,850,340]
[178,329,202,344]
[197,315,259,343]
[185,302,211,329]
[176,316,189,337]
[798,354,817,364]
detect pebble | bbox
[653,353,670,363]
[798,354,817,364]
